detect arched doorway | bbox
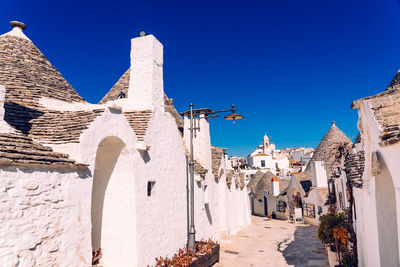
[375,160,399,266]
[91,136,136,266]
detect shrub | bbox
[318,212,348,245]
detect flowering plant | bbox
[154,239,218,266]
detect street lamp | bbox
[180,104,243,251]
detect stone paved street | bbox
[215,216,329,267]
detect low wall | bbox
[0,166,91,267]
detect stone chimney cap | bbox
[10,21,26,30]
[331,121,336,125]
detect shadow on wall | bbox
[140,150,151,163]
[91,137,125,253]
[205,203,213,225]
[280,225,328,267]
[375,153,399,267]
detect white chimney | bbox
[272,177,280,196]
[311,161,328,187]
[126,34,164,112]
[183,113,212,168]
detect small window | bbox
[276,200,286,212]
[261,160,265,167]
[303,203,315,218]
[147,181,156,197]
[118,91,126,99]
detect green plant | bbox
[318,212,348,245]
[343,253,356,267]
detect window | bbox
[276,200,286,212]
[118,91,126,99]
[303,203,315,218]
[147,181,156,197]
[261,160,265,167]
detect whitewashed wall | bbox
[224,182,250,235]
[217,160,250,236]
[311,161,328,188]
[252,196,266,216]
[135,108,188,266]
[0,166,92,267]
[0,31,252,267]
[334,169,348,212]
[352,102,400,267]
[275,195,290,220]
[303,189,327,226]
[0,106,253,267]
[78,107,140,267]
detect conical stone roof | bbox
[99,68,184,129]
[295,122,352,190]
[99,68,130,104]
[0,33,85,106]
[0,23,104,145]
[308,122,351,164]
[387,69,400,90]
[247,171,265,193]
[254,171,275,198]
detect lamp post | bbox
[180,104,243,250]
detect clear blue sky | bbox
[1,0,400,156]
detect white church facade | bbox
[246,133,289,174]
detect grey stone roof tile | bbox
[0,35,85,104]
[123,110,152,141]
[0,34,105,145]
[254,171,275,198]
[294,123,352,192]
[352,70,400,145]
[0,133,84,168]
[247,171,265,193]
[211,146,225,180]
[344,150,365,188]
[99,68,130,104]
[99,68,184,134]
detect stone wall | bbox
[0,166,91,267]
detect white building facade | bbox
[0,21,250,267]
[346,70,400,267]
[246,133,289,174]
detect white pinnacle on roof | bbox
[1,21,31,41]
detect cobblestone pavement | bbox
[214,216,329,267]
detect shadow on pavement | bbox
[281,225,329,267]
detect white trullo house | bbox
[275,122,352,223]
[0,21,250,267]
[345,69,400,267]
